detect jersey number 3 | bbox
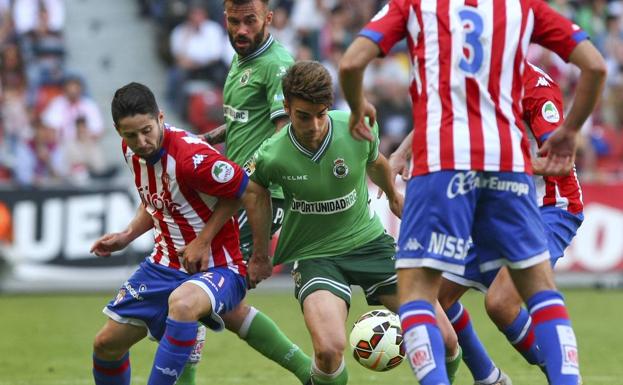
[458,7,485,75]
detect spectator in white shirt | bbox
[41,75,104,141]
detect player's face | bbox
[285,97,330,145]
[225,0,272,56]
[116,112,164,159]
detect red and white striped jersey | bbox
[522,63,583,214]
[122,125,248,275]
[361,0,588,176]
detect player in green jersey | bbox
[178,1,311,385]
[245,61,462,385]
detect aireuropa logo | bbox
[446,172,530,198]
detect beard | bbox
[228,22,267,57]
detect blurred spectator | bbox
[41,75,104,141]
[1,43,31,147]
[63,116,107,185]
[0,0,12,46]
[166,2,228,116]
[12,0,64,35]
[269,6,297,55]
[13,118,65,186]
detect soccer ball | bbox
[349,309,405,371]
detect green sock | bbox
[176,363,197,385]
[310,359,348,385]
[242,308,312,384]
[446,345,462,384]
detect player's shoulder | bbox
[522,63,561,99]
[166,125,218,158]
[260,127,288,154]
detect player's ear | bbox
[265,10,273,25]
[157,110,164,125]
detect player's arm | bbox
[204,123,227,145]
[367,153,404,219]
[90,203,152,257]
[182,197,243,273]
[389,130,413,181]
[240,180,273,288]
[339,37,381,141]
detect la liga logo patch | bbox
[542,100,560,123]
[212,161,235,183]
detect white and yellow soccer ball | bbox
[349,309,405,371]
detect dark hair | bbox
[223,0,268,7]
[282,61,334,107]
[111,82,159,126]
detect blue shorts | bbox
[396,171,550,276]
[103,261,246,340]
[443,206,583,291]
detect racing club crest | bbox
[333,158,349,178]
[240,69,252,85]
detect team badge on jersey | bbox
[240,69,252,85]
[212,160,235,183]
[113,289,127,306]
[542,101,560,123]
[333,158,349,178]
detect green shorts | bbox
[292,233,397,308]
[238,198,284,260]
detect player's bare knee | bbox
[314,342,345,370]
[93,330,123,359]
[168,292,199,321]
[222,302,251,333]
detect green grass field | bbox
[1,289,621,385]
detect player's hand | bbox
[348,100,376,142]
[179,238,211,274]
[90,232,131,257]
[247,254,272,289]
[537,126,578,176]
[387,192,404,219]
[378,151,410,198]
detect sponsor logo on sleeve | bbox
[212,161,235,183]
[192,154,207,169]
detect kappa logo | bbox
[541,100,560,123]
[193,154,207,169]
[211,161,235,183]
[536,76,551,87]
[403,238,423,251]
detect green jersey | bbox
[223,34,294,199]
[247,110,386,265]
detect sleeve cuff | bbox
[236,173,250,199]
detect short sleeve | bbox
[530,0,589,62]
[181,142,248,199]
[265,60,292,121]
[359,0,409,56]
[245,144,272,188]
[522,70,564,144]
[367,120,381,163]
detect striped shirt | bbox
[360,0,588,176]
[522,63,583,214]
[122,125,248,274]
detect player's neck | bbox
[292,125,329,153]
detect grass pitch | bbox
[0,289,621,385]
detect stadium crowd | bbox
[0,0,622,185]
[0,0,113,187]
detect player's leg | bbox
[395,172,478,385]
[478,172,579,385]
[148,268,246,385]
[175,325,206,385]
[440,265,511,384]
[92,319,146,385]
[396,267,451,385]
[485,267,541,366]
[303,290,350,385]
[221,301,311,384]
